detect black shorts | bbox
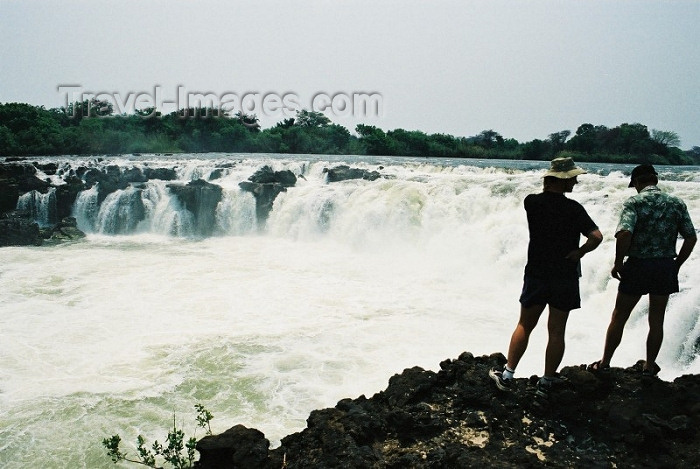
[618,257,679,296]
[519,273,581,312]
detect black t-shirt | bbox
[524,191,598,279]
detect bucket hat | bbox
[543,157,586,179]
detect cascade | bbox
[15,188,57,226]
[94,186,146,234]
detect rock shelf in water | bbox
[195,352,700,468]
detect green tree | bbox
[651,129,681,148]
[356,124,394,155]
[547,130,571,154]
[471,129,504,149]
[295,109,331,128]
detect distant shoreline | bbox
[2,101,699,165]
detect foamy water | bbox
[1,155,698,467]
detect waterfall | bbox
[15,188,57,227]
[142,182,196,237]
[1,155,699,469]
[216,188,257,235]
[72,185,99,233]
[94,186,146,234]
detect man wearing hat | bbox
[589,164,696,376]
[490,157,603,399]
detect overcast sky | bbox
[2,0,699,148]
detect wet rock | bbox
[0,162,51,214]
[195,425,272,469]
[143,167,177,181]
[238,166,297,226]
[42,217,86,245]
[323,165,381,182]
[55,175,86,220]
[166,179,223,237]
[0,210,42,246]
[238,181,287,226]
[248,165,297,187]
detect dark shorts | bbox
[618,257,679,296]
[519,273,580,312]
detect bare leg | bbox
[506,304,546,371]
[544,306,570,377]
[645,294,669,371]
[600,292,642,366]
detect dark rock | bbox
[120,167,149,183]
[195,425,273,469]
[37,162,58,175]
[0,211,42,246]
[235,166,297,226]
[81,167,127,204]
[209,168,224,180]
[323,165,381,182]
[55,175,86,221]
[143,167,177,181]
[0,163,51,214]
[166,179,223,236]
[238,181,287,226]
[42,217,87,245]
[196,353,700,468]
[248,165,297,187]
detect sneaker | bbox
[534,378,552,400]
[488,367,513,392]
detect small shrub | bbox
[103,404,213,468]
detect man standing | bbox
[489,157,603,399]
[588,164,696,376]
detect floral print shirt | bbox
[616,186,696,258]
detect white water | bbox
[16,188,57,227]
[1,155,699,468]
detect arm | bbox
[611,230,632,280]
[675,236,697,269]
[565,228,603,262]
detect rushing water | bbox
[1,154,699,468]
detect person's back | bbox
[488,157,603,400]
[620,187,694,259]
[524,191,596,279]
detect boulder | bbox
[143,167,178,181]
[195,425,272,469]
[166,179,223,237]
[248,165,297,187]
[323,165,381,182]
[237,166,298,226]
[0,211,42,246]
[0,163,51,215]
[41,217,87,245]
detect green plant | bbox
[103,404,214,468]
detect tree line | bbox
[1,100,698,165]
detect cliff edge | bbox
[195,352,700,468]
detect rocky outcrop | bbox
[40,216,87,244]
[238,166,297,225]
[0,210,42,246]
[323,165,381,183]
[0,163,51,214]
[142,167,177,181]
[195,352,700,468]
[167,179,223,237]
[0,159,184,245]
